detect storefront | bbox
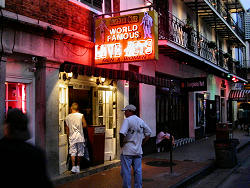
[58,69,118,174]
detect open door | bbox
[58,84,68,174]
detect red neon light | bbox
[95,11,158,64]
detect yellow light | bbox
[100,77,106,83]
[67,72,73,78]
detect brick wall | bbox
[5,0,94,38]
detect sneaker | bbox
[71,166,77,173]
[75,166,80,173]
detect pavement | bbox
[54,129,250,188]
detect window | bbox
[5,82,27,114]
[78,0,103,10]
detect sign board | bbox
[95,10,158,64]
[185,77,207,92]
[94,126,105,134]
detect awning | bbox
[228,90,250,101]
[59,62,172,88]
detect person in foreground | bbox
[119,104,152,188]
[0,108,53,188]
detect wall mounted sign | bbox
[95,10,158,64]
[185,77,207,92]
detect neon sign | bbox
[95,11,158,64]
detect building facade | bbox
[0,0,247,177]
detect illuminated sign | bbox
[95,10,158,64]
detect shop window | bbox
[196,93,205,127]
[97,90,115,129]
[5,82,27,114]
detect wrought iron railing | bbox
[158,11,246,79]
[206,0,245,40]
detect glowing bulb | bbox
[100,77,106,83]
[67,72,73,78]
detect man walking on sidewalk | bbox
[119,104,152,188]
[65,102,87,173]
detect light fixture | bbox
[109,80,114,87]
[125,81,129,87]
[67,72,73,79]
[227,74,231,78]
[100,77,105,84]
[144,0,152,6]
[96,78,101,85]
[244,83,247,85]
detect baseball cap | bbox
[121,104,136,111]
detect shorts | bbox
[69,142,84,156]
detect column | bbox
[0,56,6,138]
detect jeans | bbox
[120,154,142,188]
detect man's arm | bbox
[82,115,87,128]
[65,121,69,137]
[142,122,152,145]
[142,135,150,145]
[120,133,125,148]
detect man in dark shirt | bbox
[0,108,53,188]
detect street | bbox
[188,145,250,188]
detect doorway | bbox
[206,100,216,134]
[156,87,189,139]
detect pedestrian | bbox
[65,102,87,173]
[156,128,175,152]
[0,108,53,188]
[119,104,152,188]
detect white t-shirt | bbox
[119,115,152,155]
[156,131,170,144]
[65,112,85,145]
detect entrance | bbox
[58,76,117,174]
[156,88,189,139]
[205,100,216,134]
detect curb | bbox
[169,140,250,188]
[53,160,120,186]
[169,162,216,188]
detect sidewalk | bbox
[54,129,250,188]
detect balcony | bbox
[158,11,247,80]
[183,0,245,46]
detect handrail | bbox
[206,0,245,40]
[158,11,246,79]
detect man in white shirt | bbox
[65,103,87,173]
[120,104,152,188]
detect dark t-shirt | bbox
[0,137,53,188]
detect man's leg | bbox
[71,156,76,167]
[69,143,76,170]
[133,155,142,188]
[120,155,132,188]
